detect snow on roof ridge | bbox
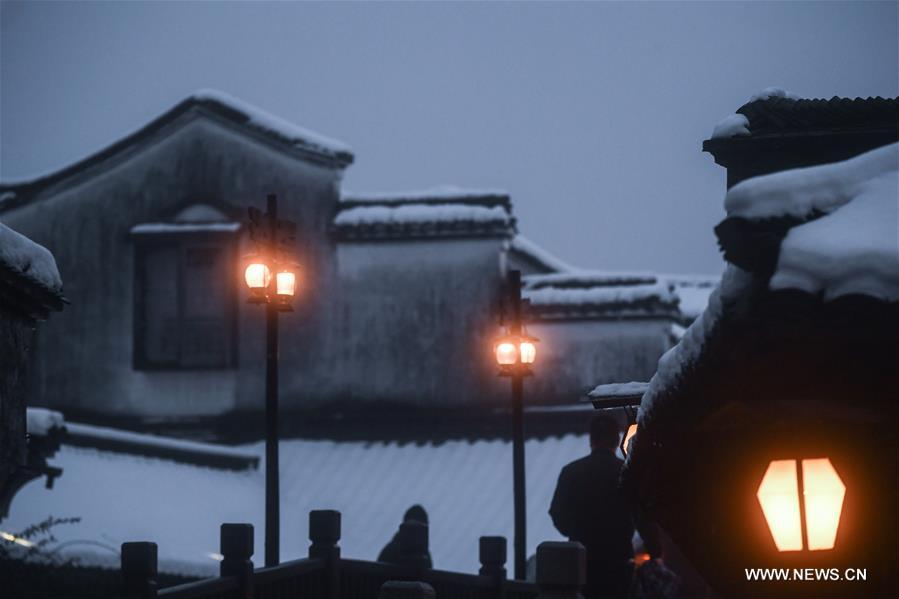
[523,269,659,289]
[525,281,676,307]
[341,185,509,203]
[748,87,802,103]
[633,265,753,432]
[191,88,352,156]
[588,381,650,399]
[509,235,575,273]
[0,222,64,293]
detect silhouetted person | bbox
[549,415,633,598]
[377,504,433,568]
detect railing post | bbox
[121,542,158,599]
[220,523,254,599]
[309,509,341,599]
[398,520,430,578]
[378,581,436,599]
[535,541,585,599]
[480,536,507,596]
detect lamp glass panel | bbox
[622,424,638,456]
[801,458,846,551]
[276,271,296,297]
[495,342,518,365]
[519,341,537,364]
[245,263,271,289]
[757,459,803,552]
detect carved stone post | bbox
[121,542,157,599]
[220,523,254,599]
[309,509,341,599]
[535,541,586,599]
[480,535,507,595]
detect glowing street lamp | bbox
[756,457,846,552]
[621,423,638,456]
[494,270,540,580]
[243,194,298,567]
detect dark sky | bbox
[1,1,896,274]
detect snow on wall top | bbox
[0,221,64,293]
[191,89,352,158]
[335,204,511,227]
[342,185,508,204]
[525,282,676,308]
[334,187,514,240]
[5,435,592,575]
[726,142,899,301]
[524,271,658,290]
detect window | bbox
[134,236,237,369]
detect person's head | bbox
[590,415,620,452]
[403,504,428,525]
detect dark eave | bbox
[0,263,66,322]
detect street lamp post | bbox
[244,193,297,568]
[494,269,538,580]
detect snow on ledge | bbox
[726,142,899,301]
[525,282,675,307]
[26,407,65,436]
[130,222,241,235]
[0,222,63,293]
[588,382,650,399]
[711,114,750,139]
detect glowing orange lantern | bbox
[495,340,518,366]
[519,338,537,365]
[245,262,271,290]
[621,423,638,456]
[756,458,845,552]
[276,271,296,298]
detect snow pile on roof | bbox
[509,235,574,273]
[0,222,63,293]
[726,142,899,301]
[711,114,750,139]
[192,89,352,158]
[335,204,510,227]
[342,185,508,203]
[635,265,752,428]
[6,436,591,575]
[588,382,649,399]
[749,87,802,102]
[711,87,802,139]
[26,408,65,436]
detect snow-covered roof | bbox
[0,221,64,295]
[334,187,514,241]
[508,235,574,274]
[726,142,899,301]
[523,271,716,322]
[0,90,353,213]
[6,435,591,576]
[709,91,899,140]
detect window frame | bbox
[133,231,239,371]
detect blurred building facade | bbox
[0,91,710,437]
